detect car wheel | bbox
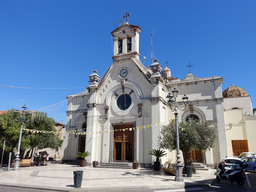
[254,167,256,172]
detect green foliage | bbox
[76,151,90,159]
[0,110,63,158]
[26,112,62,150]
[159,119,216,166]
[149,149,167,162]
[0,109,30,151]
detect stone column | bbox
[122,36,127,54]
[113,37,118,56]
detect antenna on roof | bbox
[151,29,154,64]
[115,11,131,28]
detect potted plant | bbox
[76,151,90,167]
[133,160,139,169]
[149,149,166,171]
[93,161,98,167]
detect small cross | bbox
[166,61,168,68]
[123,11,130,23]
[187,63,193,73]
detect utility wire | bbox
[0,85,86,90]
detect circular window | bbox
[117,94,131,110]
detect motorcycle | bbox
[216,162,248,186]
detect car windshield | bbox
[239,153,246,158]
[225,159,241,164]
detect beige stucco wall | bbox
[224,108,256,156]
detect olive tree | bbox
[159,119,216,167]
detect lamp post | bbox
[13,105,30,171]
[166,88,188,182]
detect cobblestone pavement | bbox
[0,164,216,192]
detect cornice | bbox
[150,97,167,105]
[112,52,140,61]
[166,76,223,87]
[66,109,88,114]
[176,98,223,105]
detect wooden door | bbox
[113,125,134,162]
[232,140,248,156]
[190,149,203,162]
[80,136,86,152]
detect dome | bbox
[162,66,171,78]
[222,84,249,98]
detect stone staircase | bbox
[97,162,132,169]
[193,162,211,171]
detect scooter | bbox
[216,162,248,186]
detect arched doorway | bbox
[186,114,203,162]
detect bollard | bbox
[0,141,5,170]
[73,170,83,188]
[7,152,12,171]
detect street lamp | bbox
[13,105,31,171]
[166,88,188,182]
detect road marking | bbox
[245,173,251,187]
[155,187,204,192]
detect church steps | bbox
[193,162,211,171]
[97,162,132,169]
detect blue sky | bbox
[1,0,256,123]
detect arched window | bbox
[186,114,199,122]
[82,121,87,132]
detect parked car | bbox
[241,157,256,172]
[239,152,256,158]
[220,157,241,170]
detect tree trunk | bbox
[29,148,34,159]
[182,150,196,174]
[25,148,32,159]
[183,150,192,166]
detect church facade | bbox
[63,21,228,167]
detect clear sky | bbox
[1,0,256,124]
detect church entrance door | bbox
[79,136,86,152]
[190,150,203,162]
[113,124,134,162]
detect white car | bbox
[239,152,256,158]
[220,157,241,170]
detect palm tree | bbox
[149,149,166,162]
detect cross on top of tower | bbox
[187,63,193,73]
[115,11,131,27]
[123,11,130,23]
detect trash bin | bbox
[37,158,41,166]
[73,171,83,188]
[186,166,193,177]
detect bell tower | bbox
[111,13,141,60]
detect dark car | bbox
[241,157,256,172]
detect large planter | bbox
[154,161,161,171]
[79,159,87,167]
[93,161,98,167]
[133,163,139,169]
[186,166,193,177]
